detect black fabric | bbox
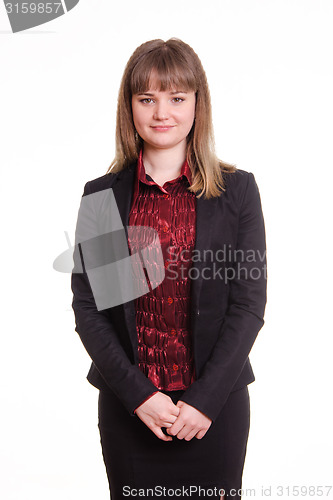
[98,386,250,500]
[71,166,267,421]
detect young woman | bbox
[71,38,267,500]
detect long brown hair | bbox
[107,38,236,199]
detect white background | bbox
[1,0,332,499]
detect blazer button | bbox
[197,309,200,316]
[173,364,179,371]
[170,329,177,336]
[167,297,173,305]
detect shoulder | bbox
[223,167,252,189]
[221,168,259,205]
[81,163,137,196]
[82,172,119,196]
[220,169,265,228]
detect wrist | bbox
[133,391,159,414]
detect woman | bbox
[71,38,267,500]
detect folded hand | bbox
[166,400,212,441]
[135,394,212,442]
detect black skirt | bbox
[98,386,250,500]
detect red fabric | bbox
[128,149,196,391]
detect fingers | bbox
[152,426,173,442]
[195,429,207,440]
[166,405,212,441]
[160,411,179,424]
[167,421,208,441]
[165,397,181,417]
[135,393,185,441]
[166,420,184,436]
[171,406,181,417]
[161,421,174,428]
[157,407,180,428]
[153,405,182,441]
[137,396,212,442]
[182,428,199,441]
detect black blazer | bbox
[71,163,267,422]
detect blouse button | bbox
[167,297,173,305]
[173,364,179,371]
[170,329,176,336]
[163,194,169,198]
[163,225,169,233]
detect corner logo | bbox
[4,0,80,33]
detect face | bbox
[131,72,196,152]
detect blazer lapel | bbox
[191,195,218,313]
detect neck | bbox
[142,142,186,181]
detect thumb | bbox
[177,400,184,408]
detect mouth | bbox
[151,125,175,131]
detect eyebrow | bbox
[136,91,188,96]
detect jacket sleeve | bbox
[179,172,267,422]
[71,181,159,416]
[133,391,160,414]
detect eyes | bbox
[138,97,185,104]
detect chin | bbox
[146,140,178,149]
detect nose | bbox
[153,101,169,121]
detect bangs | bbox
[130,49,197,94]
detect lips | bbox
[151,125,175,131]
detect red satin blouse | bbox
[128,150,196,412]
